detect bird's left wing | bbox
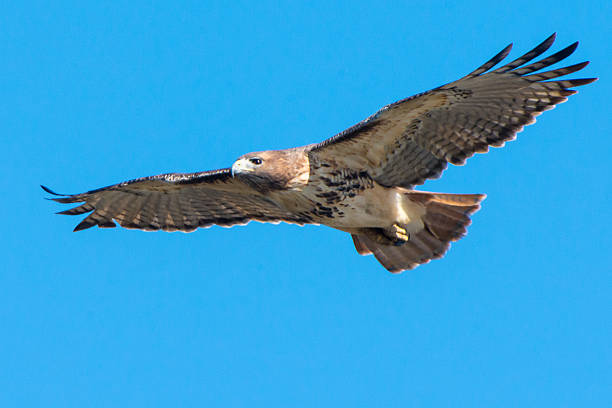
[307,34,596,188]
[43,168,312,232]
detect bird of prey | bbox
[43,34,595,273]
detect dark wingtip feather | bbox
[56,203,93,216]
[536,32,558,53]
[550,41,579,61]
[493,33,558,74]
[500,43,514,58]
[73,219,95,232]
[558,60,590,74]
[41,185,63,195]
[511,40,581,76]
[564,41,579,57]
[461,42,513,79]
[573,60,590,70]
[524,61,592,82]
[41,185,80,203]
[560,77,599,87]
[537,32,557,51]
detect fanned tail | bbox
[352,192,485,273]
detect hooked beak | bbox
[231,159,247,178]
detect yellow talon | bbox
[393,224,410,242]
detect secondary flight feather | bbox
[43,34,596,273]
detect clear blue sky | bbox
[2,1,610,406]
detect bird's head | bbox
[231,151,283,192]
[231,152,267,177]
[231,149,309,192]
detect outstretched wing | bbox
[308,33,596,188]
[43,168,312,232]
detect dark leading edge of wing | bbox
[42,168,233,202]
[42,169,311,232]
[310,33,597,188]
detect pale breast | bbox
[299,164,424,229]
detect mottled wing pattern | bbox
[308,34,596,188]
[43,169,312,232]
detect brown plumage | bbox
[43,34,596,273]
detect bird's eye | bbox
[249,158,263,165]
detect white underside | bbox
[308,184,426,232]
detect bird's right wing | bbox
[43,168,312,232]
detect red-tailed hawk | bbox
[43,34,595,273]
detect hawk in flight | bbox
[43,34,596,273]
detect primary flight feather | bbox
[43,34,596,273]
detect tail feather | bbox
[351,191,485,273]
[421,193,483,242]
[351,234,371,255]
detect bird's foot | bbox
[389,224,410,246]
[361,225,411,246]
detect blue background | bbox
[2,1,610,406]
